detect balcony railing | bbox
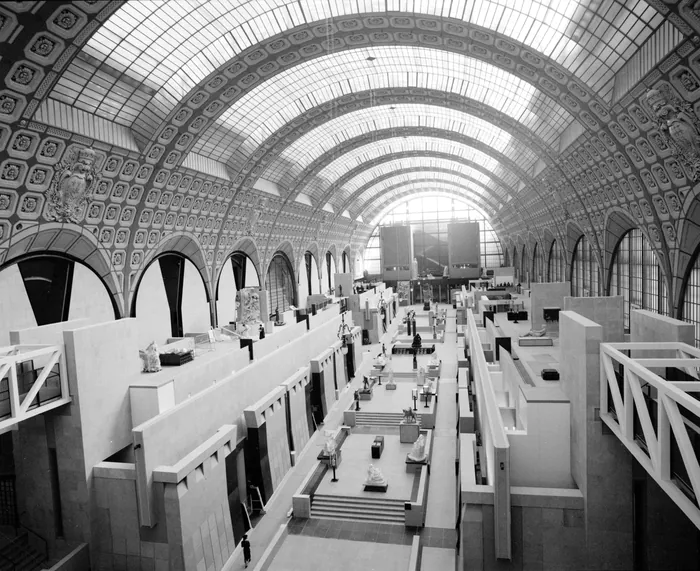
[600,342,700,529]
[0,345,70,433]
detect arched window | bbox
[532,243,544,283]
[609,229,667,330]
[362,196,502,276]
[547,240,563,282]
[570,235,600,297]
[266,253,296,316]
[681,245,700,347]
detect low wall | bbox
[45,543,90,571]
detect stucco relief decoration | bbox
[645,86,700,181]
[46,147,100,223]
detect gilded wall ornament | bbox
[46,147,99,223]
[645,86,700,181]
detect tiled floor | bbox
[287,518,417,545]
[421,546,456,570]
[265,535,411,571]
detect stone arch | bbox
[0,223,124,317]
[129,232,210,312]
[215,237,262,289]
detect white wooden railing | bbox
[466,311,511,559]
[600,342,700,529]
[0,345,70,433]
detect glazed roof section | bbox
[51,0,666,139]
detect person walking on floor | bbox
[242,534,251,568]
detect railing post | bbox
[657,396,671,481]
[8,361,20,422]
[622,368,633,441]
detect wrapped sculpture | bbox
[363,464,388,491]
[407,434,427,463]
[139,341,161,373]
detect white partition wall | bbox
[67,263,115,325]
[217,258,238,326]
[0,263,38,345]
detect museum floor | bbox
[223,304,459,571]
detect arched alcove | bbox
[216,252,261,327]
[0,253,118,346]
[266,251,296,317]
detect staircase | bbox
[355,411,424,427]
[0,531,46,571]
[310,494,405,525]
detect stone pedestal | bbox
[385,382,397,390]
[359,388,373,400]
[405,458,427,473]
[400,421,420,443]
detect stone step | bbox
[313,494,405,509]
[311,503,404,518]
[309,509,405,524]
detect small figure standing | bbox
[259,324,265,339]
[382,343,386,356]
[241,534,251,568]
[354,389,361,411]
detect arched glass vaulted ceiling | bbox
[261,103,541,186]
[60,0,666,135]
[355,179,501,220]
[297,137,521,204]
[194,47,574,165]
[332,161,509,212]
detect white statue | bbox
[364,464,388,486]
[321,437,336,456]
[407,434,427,462]
[139,341,161,373]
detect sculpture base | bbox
[363,483,388,492]
[385,382,397,390]
[317,449,342,467]
[400,421,420,443]
[359,388,373,400]
[405,456,428,473]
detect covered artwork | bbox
[236,287,260,324]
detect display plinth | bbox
[405,457,427,473]
[363,483,389,493]
[385,382,397,390]
[400,421,420,443]
[359,388,373,400]
[317,449,342,467]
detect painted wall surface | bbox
[286,369,312,454]
[266,400,292,491]
[216,258,238,326]
[531,282,571,331]
[563,296,624,343]
[559,310,633,570]
[181,259,211,334]
[508,399,574,489]
[334,273,352,297]
[67,263,115,325]
[448,222,480,279]
[630,309,695,357]
[134,261,172,348]
[0,263,36,346]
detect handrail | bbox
[20,525,48,559]
[600,342,700,529]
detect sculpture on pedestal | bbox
[402,407,417,423]
[321,436,336,457]
[364,464,388,487]
[139,341,161,373]
[407,434,427,463]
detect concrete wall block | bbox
[521,507,543,567]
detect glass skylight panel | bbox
[74,0,669,135]
[260,104,537,184]
[194,46,573,167]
